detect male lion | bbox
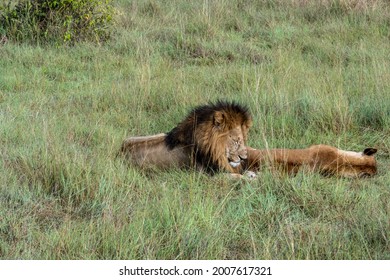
[120,101,253,176]
[244,144,377,178]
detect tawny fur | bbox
[244,144,377,178]
[120,133,191,169]
[120,101,252,175]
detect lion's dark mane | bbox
[165,100,252,174]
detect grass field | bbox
[0,0,389,259]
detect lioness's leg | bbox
[244,146,303,175]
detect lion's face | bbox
[163,101,252,174]
[225,126,248,168]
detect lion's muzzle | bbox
[229,160,242,168]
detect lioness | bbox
[244,144,377,178]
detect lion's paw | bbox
[244,171,257,179]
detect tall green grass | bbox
[0,0,389,259]
[0,0,114,44]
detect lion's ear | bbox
[363,148,377,156]
[213,111,225,129]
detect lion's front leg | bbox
[229,170,257,180]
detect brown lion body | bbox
[120,133,191,169]
[244,144,377,178]
[120,101,252,175]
